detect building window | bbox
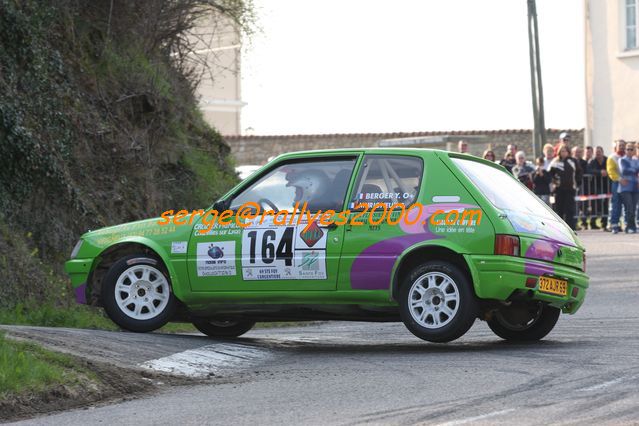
[627,0,638,49]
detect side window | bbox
[230,158,357,212]
[350,155,423,209]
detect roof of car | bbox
[278,147,440,156]
[272,147,504,171]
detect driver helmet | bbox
[286,169,330,203]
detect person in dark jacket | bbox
[512,151,535,189]
[499,150,516,173]
[586,146,609,230]
[550,144,582,230]
[533,156,552,205]
[571,146,589,229]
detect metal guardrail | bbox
[573,174,611,224]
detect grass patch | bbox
[0,303,118,331]
[0,303,195,333]
[0,303,318,335]
[0,332,88,397]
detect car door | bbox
[188,155,359,292]
[338,154,425,291]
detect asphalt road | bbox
[5,231,639,425]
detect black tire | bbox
[102,254,177,332]
[487,303,560,341]
[399,261,478,343]
[192,319,256,338]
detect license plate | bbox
[538,276,568,296]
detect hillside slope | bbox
[0,0,244,306]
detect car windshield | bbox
[452,157,556,220]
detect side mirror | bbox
[212,199,230,211]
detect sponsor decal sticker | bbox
[194,221,241,237]
[196,242,236,277]
[241,220,327,280]
[299,221,323,247]
[432,195,461,203]
[171,241,187,254]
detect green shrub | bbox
[0,0,246,309]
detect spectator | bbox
[482,150,496,162]
[554,132,572,156]
[458,140,469,154]
[572,146,589,229]
[585,146,594,162]
[533,156,552,205]
[572,146,588,172]
[512,151,534,189]
[587,146,609,230]
[499,146,516,173]
[550,143,581,230]
[632,142,639,230]
[607,140,626,234]
[543,143,555,170]
[618,142,639,234]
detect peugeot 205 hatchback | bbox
[65,149,589,343]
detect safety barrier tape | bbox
[574,193,613,201]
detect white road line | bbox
[139,343,273,377]
[435,408,516,426]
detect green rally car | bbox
[65,148,589,343]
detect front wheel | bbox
[192,319,256,338]
[399,261,478,343]
[102,254,177,332]
[487,302,560,341]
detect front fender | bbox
[98,236,187,302]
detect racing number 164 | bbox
[245,228,294,266]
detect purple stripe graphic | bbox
[75,283,87,304]
[350,203,476,290]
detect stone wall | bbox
[225,129,584,165]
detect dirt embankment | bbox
[0,0,245,308]
[0,350,195,423]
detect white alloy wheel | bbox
[114,264,170,320]
[408,271,460,329]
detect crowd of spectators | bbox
[459,133,639,233]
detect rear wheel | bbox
[192,319,256,338]
[399,261,478,343]
[487,302,560,341]
[102,254,176,332]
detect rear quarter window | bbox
[451,157,556,220]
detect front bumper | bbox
[64,258,93,304]
[465,254,589,314]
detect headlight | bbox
[70,240,83,259]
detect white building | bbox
[585,0,639,147]
[190,12,245,135]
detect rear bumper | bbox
[465,254,589,314]
[64,258,93,304]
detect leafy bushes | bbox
[0,0,250,308]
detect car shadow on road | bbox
[184,335,597,356]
